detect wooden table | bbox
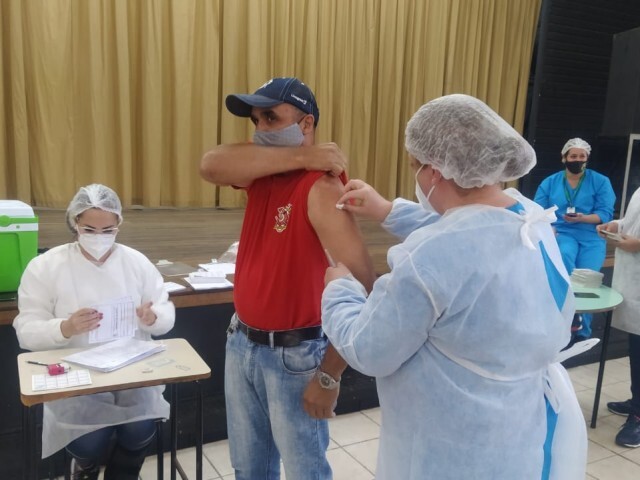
[17,338,211,480]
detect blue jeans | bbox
[66,420,156,466]
[224,316,332,480]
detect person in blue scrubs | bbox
[534,138,615,340]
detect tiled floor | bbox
[69,357,640,479]
[571,357,640,480]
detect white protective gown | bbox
[14,243,175,458]
[612,187,640,335]
[322,189,581,480]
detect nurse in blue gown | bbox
[320,95,586,480]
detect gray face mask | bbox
[253,122,304,146]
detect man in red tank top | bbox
[200,77,375,480]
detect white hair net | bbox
[65,184,123,232]
[561,138,591,157]
[404,94,536,188]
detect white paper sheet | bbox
[63,338,166,372]
[89,296,136,344]
[32,369,92,391]
[187,271,227,284]
[184,277,234,291]
[198,262,236,275]
[164,281,188,293]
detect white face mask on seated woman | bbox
[77,232,116,260]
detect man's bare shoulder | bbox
[309,173,345,198]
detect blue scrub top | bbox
[534,169,615,239]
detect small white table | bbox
[17,338,211,480]
[573,285,623,428]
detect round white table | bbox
[573,284,624,428]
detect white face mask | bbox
[77,233,116,260]
[415,164,436,211]
[252,122,304,146]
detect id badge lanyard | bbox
[563,171,585,214]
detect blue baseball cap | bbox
[226,77,319,125]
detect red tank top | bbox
[234,170,344,330]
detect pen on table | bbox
[324,249,337,268]
[27,360,50,367]
[27,360,71,375]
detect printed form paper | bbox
[89,296,136,344]
[32,370,92,391]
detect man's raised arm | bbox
[199,143,348,188]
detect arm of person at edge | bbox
[199,143,348,188]
[597,221,640,253]
[302,175,377,420]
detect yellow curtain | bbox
[0,0,541,208]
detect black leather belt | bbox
[236,320,324,348]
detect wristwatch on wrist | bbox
[316,369,341,390]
